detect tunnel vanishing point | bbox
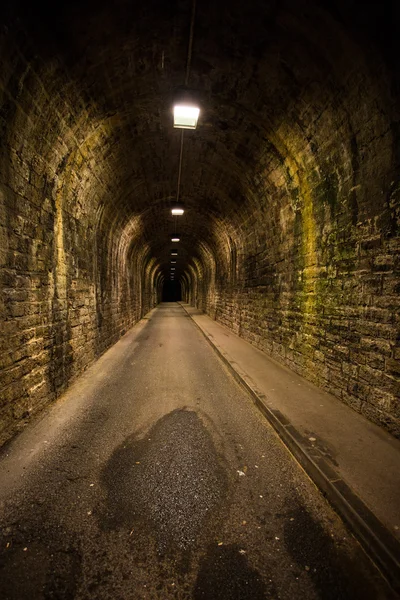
[0,0,399,446]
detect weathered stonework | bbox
[0,0,399,443]
[0,27,160,444]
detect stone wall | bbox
[0,26,158,445]
[201,47,400,437]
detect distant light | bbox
[171,207,184,216]
[171,267,175,270]
[171,237,180,242]
[174,105,200,129]
[171,252,178,256]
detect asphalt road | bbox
[0,303,395,599]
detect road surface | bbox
[0,303,395,599]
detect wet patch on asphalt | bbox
[101,409,229,551]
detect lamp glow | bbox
[171,207,184,216]
[174,105,200,129]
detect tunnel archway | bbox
[0,0,399,443]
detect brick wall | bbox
[0,30,157,445]
[201,57,400,437]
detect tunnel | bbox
[163,281,182,302]
[1,0,399,443]
[0,0,399,596]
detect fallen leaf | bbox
[239,549,246,555]
[243,466,248,473]
[237,470,246,477]
[23,547,28,552]
[242,520,247,526]
[218,542,223,546]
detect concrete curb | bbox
[180,304,400,594]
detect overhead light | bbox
[171,260,176,264]
[171,267,175,270]
[171,205,184,216]
[174,104,200,129]
[171,237,180,242]
[171,252,178,256]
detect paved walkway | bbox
[180,303,400,592]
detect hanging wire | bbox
[174,0,197,230]
[176,130,184,206]
[185,0,197,86]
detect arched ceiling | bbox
[6,0,399,280]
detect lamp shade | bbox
[174,105,200,129]
[173,87,200,130]
[171,204,185,216]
